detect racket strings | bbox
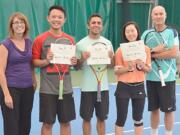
[55,37,73,45]
[88,41,110,102]
[54,64,66,80]
[90,66,107,82]
[90,65,107,102]
[48,37,74,100]
[53,37,73,74]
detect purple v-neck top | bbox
[1,38,33,88]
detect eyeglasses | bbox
[12,21,25,25]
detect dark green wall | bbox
[0,0,179,50]
[159,0,180,31]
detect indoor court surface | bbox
[0,84,180,135]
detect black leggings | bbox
[1,86,34,135]
[115,97,145,127]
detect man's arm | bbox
[151,45,179,59]
[107,50,115,68]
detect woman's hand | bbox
[33,80,37,91]
[4,93,13,109]
[135,59,145,71]
[127,61,136,72]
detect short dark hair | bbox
[48,5,66,18]
[122,21,140,42]
[87,14,102,25]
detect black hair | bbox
[87,14,102,25]
[122,21,140,42]
[48,5,66,18]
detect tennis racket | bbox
[144,30,166,86]
[46,37,74,100]
[90,65,107,102]
[88,42,110,102]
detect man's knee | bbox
[97,118,104,123]
[42,123,53,130]
[61,122,70,128]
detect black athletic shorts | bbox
[146,81,176,112]
[80,91,109,121]
[40,93,76,123]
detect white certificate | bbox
[50,43,76,65]
[87,43,111,65]
[120,40,146,62]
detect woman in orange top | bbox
[114,21,151,135]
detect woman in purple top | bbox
[0,12,36,135]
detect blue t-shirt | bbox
[141,27,179,81]
[1,38,33,88]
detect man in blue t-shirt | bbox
[141,6,179,135]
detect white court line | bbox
[105,122,180,135]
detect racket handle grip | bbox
[59,80,64,100]
[59,95,63,100]
[97,94,101,102]
[158,69,166,87]
[97,83,101,102]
